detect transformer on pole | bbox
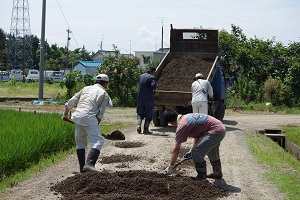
[8,0,33,70]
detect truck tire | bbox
[214,101,225,121]
[152,110,160,126]
[159,109,168,126]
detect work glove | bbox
[184,150,192,158]
[165,165,173,175]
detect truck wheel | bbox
[152,110,160,126]
[159,109,168,126]
[214,101,225,121]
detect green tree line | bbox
[0,28,92,73]
[1,25,300,107]
[219,24,300,107]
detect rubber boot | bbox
[137,118,142,134]
[82,148,100,172]
[76,149,85,173]
[207,159,223,179]
[194,162,207,180]
[143,121,152,134]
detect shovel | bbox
[62,117,74,124]
[173,157,192,169]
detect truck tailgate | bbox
[154,90,192,106]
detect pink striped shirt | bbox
[175,114,226,145]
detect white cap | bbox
[195,73,203,79]
[96,74,109,82]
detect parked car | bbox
[9,69,24,81]
[26,70,39,82]
[0,71,10,82]
[44,70,64,83]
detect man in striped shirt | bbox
[163,108,226,180]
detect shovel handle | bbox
[63,117,74,124]
[173,157,192,169]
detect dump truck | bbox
[152,25,227,126]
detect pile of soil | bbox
[114,141,145,148]
[99,154,139,164]
[50,170,230,200]
[104,130,125,140]
[50,142,229,199]
[156,55,214,91]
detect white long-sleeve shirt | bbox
[191,79,213,103]
[65,84,109,126]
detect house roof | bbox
[91,50,116,60]
[78,61,103,67]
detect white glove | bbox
[165,165,173,175]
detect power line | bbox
[55,0,79,48]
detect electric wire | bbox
[55,0,80,49]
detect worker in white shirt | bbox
[191,73,213,114]
[62,74,110,173]
[184,73,214,159]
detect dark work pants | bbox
[136,100,154,122]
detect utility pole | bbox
[100,34,104,50]
[65,29,71,70]
[38,0,46,100]
[129,40,131,57]
[158,17,165,52]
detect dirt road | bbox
[1,105,300,199]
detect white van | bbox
[0,71,10,82]
[9,69,24,81]
[26,70,39,82]
[44,70,64,83]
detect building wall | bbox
[135,51,167,69]
[73,64,86,73]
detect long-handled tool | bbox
[173,157,192,169]
[62,117,74,124]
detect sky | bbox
[0,0,299,54]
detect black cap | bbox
[147,66,156,72]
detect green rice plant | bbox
[0,110,75,178]
[246,133,300,200]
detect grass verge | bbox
[282,124,300,147]
[246,133,300,200]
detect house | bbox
[73,61,102,74]
[134,48,169,68]
[91,50,117,62]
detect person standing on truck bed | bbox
[136,66,157,134]
[184,73,214,158]
[191,73,213,114]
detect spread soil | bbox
[50,142,227,200]
[51,170,229,200]
[156,55,214,91]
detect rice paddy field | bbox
[0,110,74,178]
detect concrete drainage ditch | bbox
[257,128,300,159]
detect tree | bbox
[99,47,142,106]
[0,28,7,70]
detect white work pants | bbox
[75,124,104,150]
[192,101,208,114]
